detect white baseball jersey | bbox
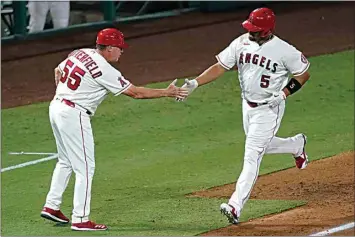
[216,33,310,103]
[56,48,131,114]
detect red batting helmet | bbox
[242,8,275,37]
[96,28,129,48]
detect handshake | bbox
[166,78,198,102]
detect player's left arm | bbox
[282,70,310,97]
[268,51,310,108]
[283,50,311,97]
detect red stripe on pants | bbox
[79,112,89,217]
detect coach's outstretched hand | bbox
[166,79,189,99]
[176,78,199,102]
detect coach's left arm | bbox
[54,67,62,86]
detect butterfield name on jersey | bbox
[68,49,103,78]
[238,53,278,73]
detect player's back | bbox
[55,48,129,114]
[56,48,105,97]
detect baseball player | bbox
[40,28,188,231]
[178,8,310,224]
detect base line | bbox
[1,154,58,172]
[8,152,57,156]
[310,222,355,236]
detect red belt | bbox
[56,98,92,115]
[247,100,268,108]
[61,98,75,108]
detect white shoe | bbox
[220,203,239,224]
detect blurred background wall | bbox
[2,1,353,109]
[1,1,267,40]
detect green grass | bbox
[1,50,354,236]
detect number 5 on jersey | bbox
[60,59,86,90]
[260,74,270,88]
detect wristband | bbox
[285,78,302,95]
[190,79,199,89]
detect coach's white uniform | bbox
[44,48,131,223]
[216,33,310,216]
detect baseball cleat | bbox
[294,133,308,169]
[220,203,239,224]
[71,221,108,231]
[40,207,69,223]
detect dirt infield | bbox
[1,2,354,236]
[193,152,354,236]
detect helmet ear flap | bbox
[260,29,272,38]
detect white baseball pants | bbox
[44,99,94,223]
[228,99,304,216]
[28,1,70,33]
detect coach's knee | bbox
[72,163,95,177]
[57,160,72,171]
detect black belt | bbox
[246,100,268,108]
[56,98,92,115]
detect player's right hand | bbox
[166,79,189,99]
[175,79,198,102]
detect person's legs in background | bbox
[50,1,70,29]
[28,1,49,33]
